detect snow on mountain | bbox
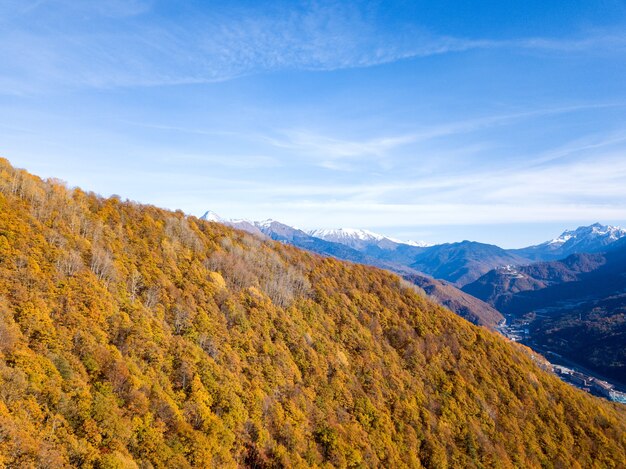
[307,228,431,251]
[400,240,434,248]
[200,210,224,223]
[547,234,574,246]
[256,219,278,229]
[513,222,626,261]
[547,223,626,248]
[308,228,385,242]
[200,213,432,251]
[200,211,265,237]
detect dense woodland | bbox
[0,158,625,468]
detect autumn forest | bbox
[0,159,625,468]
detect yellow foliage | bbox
[0,158,623,468]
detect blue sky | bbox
[2,0,626,247]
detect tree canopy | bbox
[0,158,624,468]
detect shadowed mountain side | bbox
[404,274,504,328]
[409,241,530,287]
[473,246,626,316]
[464,242,626,383]
[529,293,626,385]
[462,253,607,310]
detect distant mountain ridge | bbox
[201,212,626,288]
[409,240,529,286]
[308,227,432,250]
[462,252,608,311]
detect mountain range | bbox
[511,223,626,261]
[308,228,432,250]
[202,212,626,288]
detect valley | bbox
[498,315,626,403]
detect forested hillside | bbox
[402,274,503,328]
[0,159,625,468]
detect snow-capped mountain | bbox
[201,212,432,251]
[548,223,625,246]
[403,240,433,248]
[307,228,432,251]
[512,223,626,261]
[201,210,225,223]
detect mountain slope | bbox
[529,292,626,385]
[307,228,523,287]
[205,215,503,328]
[512,223,626,261]
[462,253,607,310]
[3,160,625,467]
[404,274,504,328]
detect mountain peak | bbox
[256,219,279,228]
[308,227,432,250]
[549,223,626,247]
[403,240,434,248]
[200,210,224,222]
[308,228,384,242]
[515,222,626,261]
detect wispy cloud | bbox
[2,1,626,92]
[512,34,626,53]
[524,129,626,167]
[212,155,626,203]
[170,144,626,228]
[158,153,281,170]
[256,102,626,169]
[262,131,417,169]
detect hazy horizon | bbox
[5,157,626,249]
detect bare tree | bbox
[56,250,84,277]
[127,269,143,301]
[90,247,116,284]
[144,286,160,310]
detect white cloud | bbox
[254,102,626,169]
[172,149,626,227]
